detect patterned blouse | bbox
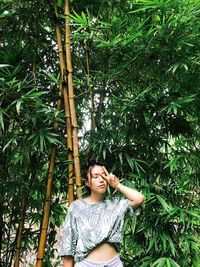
[59,197,139,263]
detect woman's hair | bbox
[86,159,103,180]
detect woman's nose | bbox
[98,175,104,181]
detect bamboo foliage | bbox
[14,49,38,266]
[52,0,74,204]
[65,0,82,198]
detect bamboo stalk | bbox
[52,0,74,204]
[35,89,62,267]
[85,41,96,131]
[65,0,82,198]
[14,193,26,267]
[35,145,57,267]
[14,167,37,267]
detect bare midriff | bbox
[86,242,117,261]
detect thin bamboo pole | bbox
[35,95,62,267]
[52,0,74,204]
[13,193,26,267]
[85,41,96,131]
[35,145,57,267]
[65,0,82,198]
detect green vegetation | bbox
[0,0,200,266]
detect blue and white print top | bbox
[59,197,139,263]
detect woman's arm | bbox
[115,183,145,208]
[63,256,74,267]
[101,167,145,208]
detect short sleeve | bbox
[59,203,78,257]
[118,198,140,217]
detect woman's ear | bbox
[85,179,90,187]
[86,167,92,187]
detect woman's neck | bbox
[86,192,104,203]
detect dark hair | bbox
[86,159,103,172]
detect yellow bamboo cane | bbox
[35,94,62,267]
[65,0,82,199]
[85,40,96,131]
[52,0,74,204]
[35,145,57,267]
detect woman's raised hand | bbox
[101,166,119,189]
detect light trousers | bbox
[75,254,123,267]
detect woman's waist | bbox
[86,242,117,261]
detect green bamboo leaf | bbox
[129,5,157,14]
[166,259,171,267]
[169,258,180,267]
[0,109,4,130]
[118,153,123,164]
[103,148,106,159]
[25,91,48,99]
[182,64,188,71]
[3,139,13,151]
[57,0,63,7]
[124,153,134,170]
[40,135,45,152]
[147,236,155,252]
[131,216,137,235]
[186,210,200,219]
[156,195,171,212]
[160,234,167,253]
[0,64,11,68]
[16,99,23,115]
[168,236,176,256]
[152,257,166,267]
[45,136,60,145]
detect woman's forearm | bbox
[63,256,74,267]
[116,183,145,208]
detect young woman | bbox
[60,161,145,267]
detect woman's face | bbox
[86,165,108,194]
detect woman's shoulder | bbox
[69,198,84,209]
[105,196,122,206]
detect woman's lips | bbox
[98,185,106,188]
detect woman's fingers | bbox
[100,172,107,179]
[103,166,109,176]
[103,166,115,180]
[110,173,115,180]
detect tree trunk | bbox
[65,0,82,198]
